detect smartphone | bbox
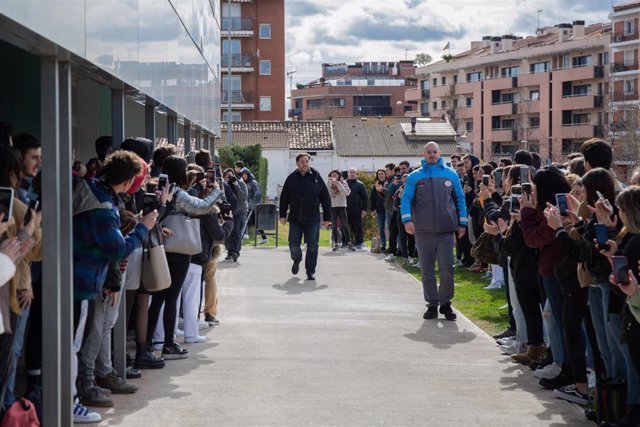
[142,193,159,215]
[482,174,490,186]
[158,174,169,191]
[0,187,14,223]
[594,223,609,246]
[206,169,216,182]
[555,193,569,216]
[612,255,630,285]
[473,181,479,192]
[596,190,613,212]
[23,199,40,225]
[511,185,522,196]
[446,162,452,168]
[520,166,529,184]
[521,183,532,196]
[494,170,503,189]
[510,195,521,215]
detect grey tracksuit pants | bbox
[415,232,455,307]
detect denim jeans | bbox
[3,305,30,407]
[589,286,616,377]
[289,222,320,275]
[506,265,527,345]
[542,275,567,366]
[376,211,386,248]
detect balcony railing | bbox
[612,62,639,73]
[353,106,393,116]
[612,32,639,43]
[421,89,430,98]
[221,17,253,31]
[288,108,303,119]
[221,53,253,68]
[222,90,254,104]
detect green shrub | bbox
[356,171,379,242]
[258,157,268,201]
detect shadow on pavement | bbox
[272,277,329,295]
[404,320,477,349]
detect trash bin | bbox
[254,203,279,247]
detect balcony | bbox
[554,65,604,81]
[430,84,452,98]
[612,62,639,73]
[421,88,430,98]
[484,76,518,91]
[560,123,596,139]
[405,87,422,103]
[455,80,480,95]
[612,92,639,102]
[561,94,603,109]
[490,101,517,116]
[612,32,639,44]
[221,53,254,71]
[456,107,474,119]
[516,100,540,113]
[222,90,254,109]
[288,108,303,119]
[353,106,393,116]
[491,128,517,141]
[221,17,254,36]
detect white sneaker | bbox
[175,328,184,337]
[496,336,516,346]
[499,341,527,355]
[259,238,268,244]
[197,320,211,330]
[484,282,503,290]
[534,363,562,380]
[73,398,102,423]
[184,335,209,343]
[243,234,249,240]
[384,254,396,263]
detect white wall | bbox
[336,155,453,173]
[261,148,289,199]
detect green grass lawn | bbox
[246,224,508,336]
[401,260,509,336]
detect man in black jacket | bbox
[279,153,331,280]
[345,167,368,249]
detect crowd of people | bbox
[0,125,271,424]
[1,120,640,426]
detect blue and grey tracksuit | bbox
[401,158,467,307]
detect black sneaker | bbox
[306,273,316,280]
[539,369,574,390]
[493,328,516,340]
[96,370,137,395]
[205,313,220,325]
[291,260,300,275]
[162,343,189,360]
[552,384,589,405]
[423,306,438,319]
[134,349,166,369]
[439,303,457,321]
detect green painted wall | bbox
[0,39,40,137]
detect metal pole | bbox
[41,55,65,427]
[145,96,156,145]
[58,61,75,427]
[111,88,127,378]
[227,0,233,146]
[167,112,177,146]
[185,119,193,150]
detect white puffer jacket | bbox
[0,253,17,334]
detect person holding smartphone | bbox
[326,170,353,251]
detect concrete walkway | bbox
[100,246,589,426]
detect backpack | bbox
[0,398,40,427]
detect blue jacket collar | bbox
[421,158,445,169]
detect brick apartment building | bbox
[610,1,640,170]
[221,0,285,121]
[411,21,611,161]
[289,61,417,120]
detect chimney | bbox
[502,35,514,51]
[558,23,572,42]
[573,20,585,38]
[490,36,502,54]
[482,36,491,48]
[410,116,417,133]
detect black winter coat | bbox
[279,167,331,224]
[191,213,234,266]
[346,179,368,212]
[502,221,539,290]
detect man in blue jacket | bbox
[279,153,331,280]
[401,142,467,321]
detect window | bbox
[259,23,271,39]
[562,139,583,154]
[624,79,635,95]
[603,52,610,65]
[529,116,540,128]
[562,54,570,69]
[420,103,429,116]
[624,50,635,66]
[259,60,271,75]
[307,98,345,109]
[625,19,635,35]
[572,55,592,68]
[466,97,473,107]
[222,39,241,54]
[432,101,437,110]
[492,142,519,155]
[465,121,474,132]
[530,62,549,74]
[222,111,242,122]
[530,89,540,100]
[259,96,271,111]
[441,76,446,85]
[433,78,437,87]
[501,66,520,77]
[466,71,483,82]
[453,75,458,84]
[441,100,447,109]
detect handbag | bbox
[470,232,499,264]
[0,397,40,427]
[123,246,143,290]
[370,236,381,253]
[140,226,171,293]
[162,214,202,255]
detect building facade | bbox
[413,22,611,161]
[290,61,417,120]
[221,0,285,121]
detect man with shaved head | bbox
[401,142,467,321]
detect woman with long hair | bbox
[370,169,388,251]
[327,170,352,251]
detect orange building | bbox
[290,61,417,120]
[221,0,285,121]
[412,22,611,161]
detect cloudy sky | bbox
[285,0,619,86]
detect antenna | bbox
[537,8,543,33]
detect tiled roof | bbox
[155,138,195,157]
[333,117,462,157]
[213,131,289,149]
[219,121,333,150]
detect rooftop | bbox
[217,121,334,150]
